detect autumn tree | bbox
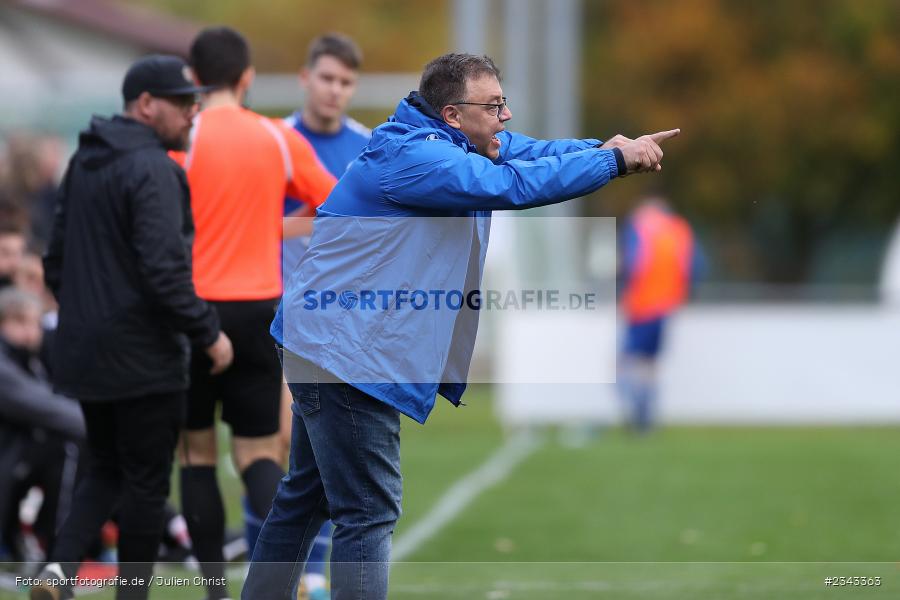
[584,0,900,284]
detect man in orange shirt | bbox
[176,27,335,600]
[619,195,703,433]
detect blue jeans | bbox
[241,353,402,600]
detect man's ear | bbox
[128,91,155,121]
[441,104,462,130]
[238,66,256,91]
[298,67,310,89]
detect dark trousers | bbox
[50,392,184,600]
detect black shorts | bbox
[187,298,282,437]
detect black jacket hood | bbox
[77,115,163,169]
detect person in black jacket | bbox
[31,55,233,600]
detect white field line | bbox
[220,431,540,582]
[391,430,541,562]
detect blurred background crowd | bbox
[1,0,899,597]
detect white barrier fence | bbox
[495,305,900,426]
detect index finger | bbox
[648,128,680,143]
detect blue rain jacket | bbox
[273,92,621,423]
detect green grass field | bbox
[4,386,900,598]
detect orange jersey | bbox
[173,105,335,300]
[623,205,694,322]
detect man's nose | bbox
[499,105,512,122]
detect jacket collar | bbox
[390,91,474,150]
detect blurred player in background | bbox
[618,195,704,433]
[281,32,370,271]
[176,26,335,600]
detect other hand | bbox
[206,331,234,375]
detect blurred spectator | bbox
[16,250,57,317]
[0,221,27,291]
[618,196,704,433]
[14,249,59,377]
[14,251,46,299]
[4,134,65,247]
[0,287,85,562]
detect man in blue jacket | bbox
[243,53,678,600]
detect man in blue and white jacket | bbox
[244,53,679,600]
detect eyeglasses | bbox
[156,94,199,112]
[451,97,508,118]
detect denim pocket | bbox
[288,379,320,416]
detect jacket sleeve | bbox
[128,159,220,348]
[496,131,602,162]
[0,355,86,439]
[43,166,72,297]
[278,121,337,208]
[381,137,620,211]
